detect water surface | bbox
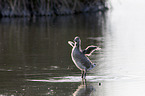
[1,0,145,95]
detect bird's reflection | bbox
[73,79,95,96]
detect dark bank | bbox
[0,0,108,17]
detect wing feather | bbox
[68,41,74,47]
[83,46,101,56]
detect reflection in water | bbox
[73,80,95,96]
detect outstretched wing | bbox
[83,46,101,56]
[68,41,74,47]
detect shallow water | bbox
[1,0,145,95]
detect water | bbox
[1,0,145,95]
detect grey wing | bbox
[68,41,74,47]
[83,46,100,56]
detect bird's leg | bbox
[84,79,87,85]
[84,69,87,79]
[81,70,84,78]
[82,78,87,85]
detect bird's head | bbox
[74,36,80,43]
[74,36,81,46]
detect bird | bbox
[68,36,101,79]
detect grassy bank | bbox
[0,0,107,17]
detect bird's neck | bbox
[75,42,81,50]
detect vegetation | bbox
[0,0,107,17]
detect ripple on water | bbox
[0,69,13,72]
[26,75,128,83]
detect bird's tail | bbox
[87,64,96,71]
